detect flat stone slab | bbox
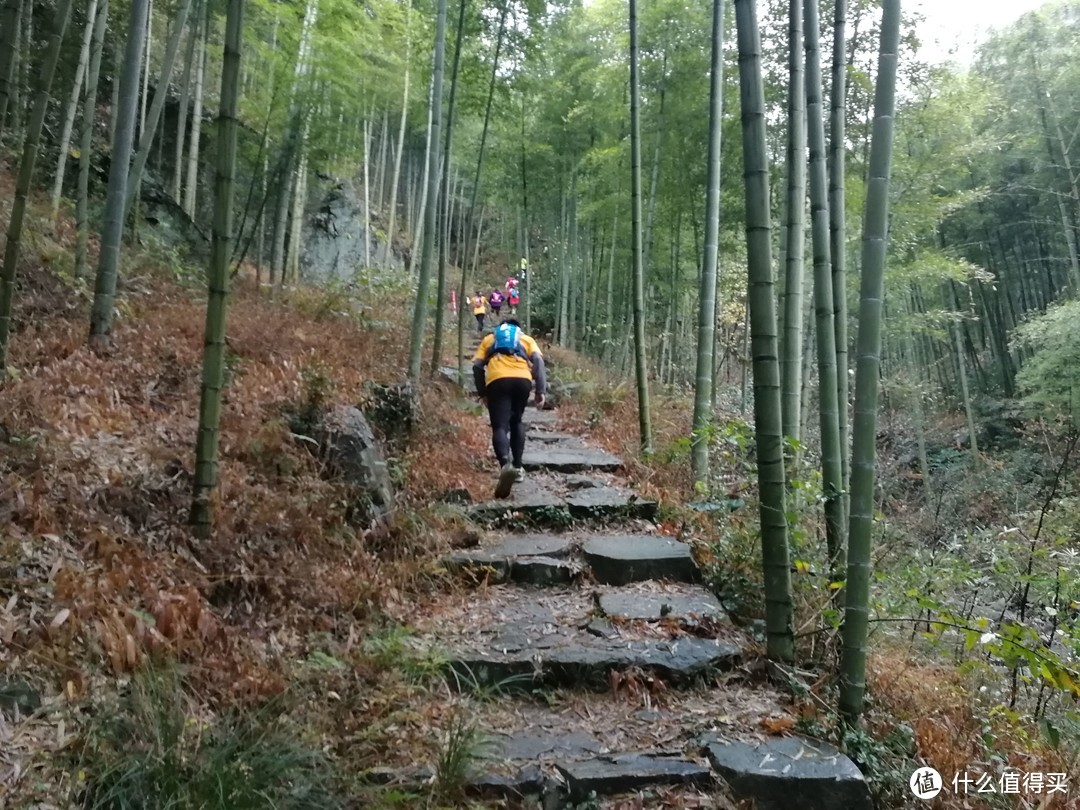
[598,586,725,622]
[484,731,604,761]
[702,736,872,810]
[439,365,476,391]
[583,535,699,585]
[527,408,559,426]
[528,431,582,445]
[445,552,579,586]
[447,635,741,690]
[509,556,581,586]
[521,447,622,473]
[467,765,547,799]
[567,487,658,520]
[467,481,569,524]
[557,754,712,801]
[563,474,604,489]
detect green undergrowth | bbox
[74,667,346,810]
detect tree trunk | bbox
[74,0,108,280]
[49,0,100,225]
[629,0,653,453]
[411,71,435,264]
[139,0,152,138]
[781,0,806,444]
[839,0,899,727]
[952,312,980,467]
[805,0,844,571]
[406,0,447,379]
[0,0,21,140]
[191,0,244,536]
[172,4,197,201]
[363,115,372,268]
[182,0,208,219]
[0,0,74,372]
[456,0,507,383]
[829,0,850,517]
[88,0,150,350]
[374,106,389,211]
[429,0,466,375]
[734,0,793,663]
[691,0,726,487]
[383,0,411,270]
[125,0,196,218]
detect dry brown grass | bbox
[0,191,496,802]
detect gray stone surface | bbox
[300,179,405,281]
[439,365,476,392]
[702,736,872,810]
[447,635,741,689]
[583,535,699,585]
[483,731,603,761]
[511,556,581,586]
[0,679,41,714]
[447,534,573,567]
[309,405,395,525]
[567,487,658,520]
[529,432,583,445]
[585,618,618,638]
[443,552,513,583]
[495,534,576,557]
[522,447,623,473]
[557,754,712,801]
[468,765,546,799]
[467,481,569,524]
[597,587,725,622]
[527,408,560,427]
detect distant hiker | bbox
[505,275,518,294]
[508,285,520,315]
[471,292,487,332]
[473,318,547,498]
[489,288,504,318]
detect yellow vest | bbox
[472,296,487,315]
[473,332,541,384]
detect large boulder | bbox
[312,405,395,526]
[361,381,418,452]
[300,179,407,281]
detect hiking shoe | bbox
[494,462,517,499]
[512,466,526,484]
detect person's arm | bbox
[527,341,547,397]
[472,335,491,396]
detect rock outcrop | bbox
[300,179,407,282]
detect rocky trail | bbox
[376,334,873,809]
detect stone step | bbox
[438,365,476,391]
[413,586,741,691]
[362,685,855,806]
[466,480,655,527]
[466,480,572,526]
[557,754,712,802]
[702,735,873,810]
[522,446,623,473]
[583,535,700,585]
[447,635,741,690]
[596,583,726,623]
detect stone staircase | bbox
[381,338,873,807]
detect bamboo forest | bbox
[2,0,1080,805]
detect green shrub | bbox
[76,668,344,810]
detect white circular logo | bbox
[909,767,943,799]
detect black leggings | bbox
[475,313,485,331]
[486,377,532,467]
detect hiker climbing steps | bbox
[397,401,874,808]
